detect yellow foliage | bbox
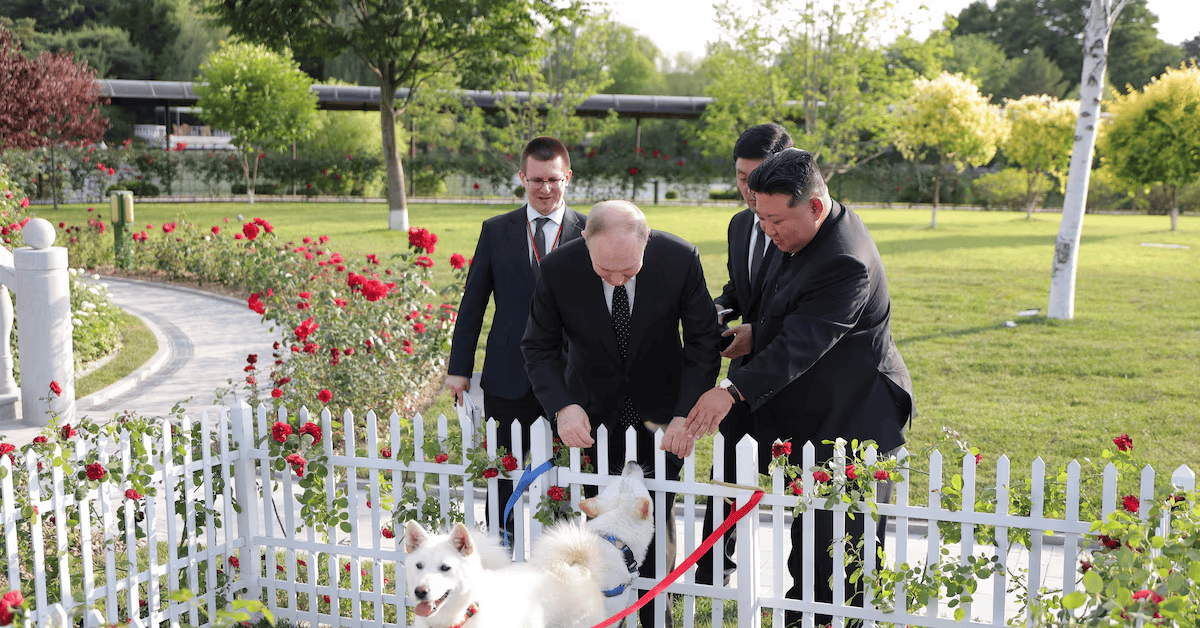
[891,72,1008,171]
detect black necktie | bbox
[532,217,550,268]
[612,285,639,427]
[750,222,768,284]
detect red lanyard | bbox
[528,218,563,266]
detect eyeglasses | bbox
[525,177,565,189]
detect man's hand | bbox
[445,375,470,406]
[685,387,735,439]
[660,416,696,458]
[556,404,594,448]
[720,324,752,359]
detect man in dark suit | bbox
[697,123,794,587]
[685,148,914,627]
[446,136,587,542]
[522,200,721,628]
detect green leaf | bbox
[1082,569,1103,594]
[1061,591,1086,609]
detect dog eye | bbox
[414,562,423,569]
[439,564,452,572]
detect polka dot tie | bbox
[612,284,640,427]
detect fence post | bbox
[0,285,17,422]
[13,218,74,426]
[230,400,262,600]
[735,435,762,628]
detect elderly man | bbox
[522,200,720,627]
[686,149,914,627]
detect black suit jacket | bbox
[714,208,778,369]
[447,205,587,399]
[521,231,722,427]
[728,201,914,457]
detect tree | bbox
[0,24,108,151]
[700,0,912,180]
[599,23,665,95]
[998,48,1069,100]
[944,33,1014,102]
[205,0,574,231]
[1002,95,1078,217]
[1048,0,1128,320]
[194,42,319,203]
[889,72,1008,226]
[1099,62,1200,231]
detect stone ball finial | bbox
[23,218,56,249]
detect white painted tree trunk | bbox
[1047,0,1127,319]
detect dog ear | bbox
[450,523,475,556]
[578,497,600,519]
[404,521,427,553]
[636,497,651,520]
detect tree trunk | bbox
[1048,0,1127,320]
[931,168,941,228]
[378,68,409,231]
[1170,184,1178,231]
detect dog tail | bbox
[534,521,606,627]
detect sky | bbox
[599,0,1199,60]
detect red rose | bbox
[482,468,499,479]
[61,424,76,439]
[299,422,321,445]
[1079,560,1092,573]
[49,380,62,396]
[32,436,47,444]
[974,452,983,464]
[1122,495,1140,513]
[789,480,803,496]
[228,556,240,568]
[407,227,438,253]
[125,489,142,500]
[873,470,890,481]
[379,447,392,459]
[253,217,273,233]
[242,222,260,240]
[1113,433,1133,452]
[0,590,24,626]
[1097,534,1121,550]
[271,422,292,443]
[248,293,266,315]
[813,470,831,483]
[845,464,857,480]
[381,528,395,539]
[547,485,566,501]
[318,389,333,404]
[0,443,14,462]
[86,462,106,481]
[361,279,389,301]
[414,255,434,268]
[211,226,220,235]
[413,322,427,334]
[271,388,283,398]
[629,167,638,175]
[450,253,466,269]
[771,440,792,459]
[435,453,449,463]
[285,453,307,477]
[501,453,518,472]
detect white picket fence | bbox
[2,401,1196,628]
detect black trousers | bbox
[784,479,893,628]
[584,421,682,628]
[482,389,548,545]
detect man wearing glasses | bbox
[446,136,587,544]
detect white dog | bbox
[404,521,551,628]
[533,461,655,628]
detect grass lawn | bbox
[41,201,1200,489]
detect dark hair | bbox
[522,136,571,171]
[733,124,794,160]
[747,147,828,204]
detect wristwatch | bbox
[718,378,741,402]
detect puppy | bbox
[532,461,655,628]
[403,521,549,628]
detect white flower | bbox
[72,318,83,326]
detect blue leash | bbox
[500,458,556,547]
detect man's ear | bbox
[809,197,824,218]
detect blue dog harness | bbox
[600,533,641,597]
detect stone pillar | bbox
[14,218,75,425]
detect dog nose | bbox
[414,586,428,600]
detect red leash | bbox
[590,489,766,628]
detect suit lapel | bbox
[508,207,537,283]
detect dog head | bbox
[578,461,653,553]
[403,521,481,620]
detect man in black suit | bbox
[522,200,721,627]
[685,149,914,627]
[697,123,794,587]
[446,136,587,542]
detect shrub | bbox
[708,188,740,200]
[106,179,161,198]
[512,185,525,198]
[664,190,679,200]
[973,168,1046,211]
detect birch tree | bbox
[890,72,1008,227]
[1047,0,1128,320]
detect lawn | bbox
[40,200,1200,487]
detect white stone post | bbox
[0,285,17,422]
[13,218,75,425]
